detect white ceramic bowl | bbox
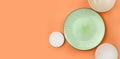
[88,0,116,12]
[49,32,64,47]
[95,43,118,59]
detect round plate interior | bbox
[64,8,105,50]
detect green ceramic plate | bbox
[64,8,105,50]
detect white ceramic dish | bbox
[49,32,64,47]
[88,0,116,12]
[95,43,118,59]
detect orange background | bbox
[0,0,120,59]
